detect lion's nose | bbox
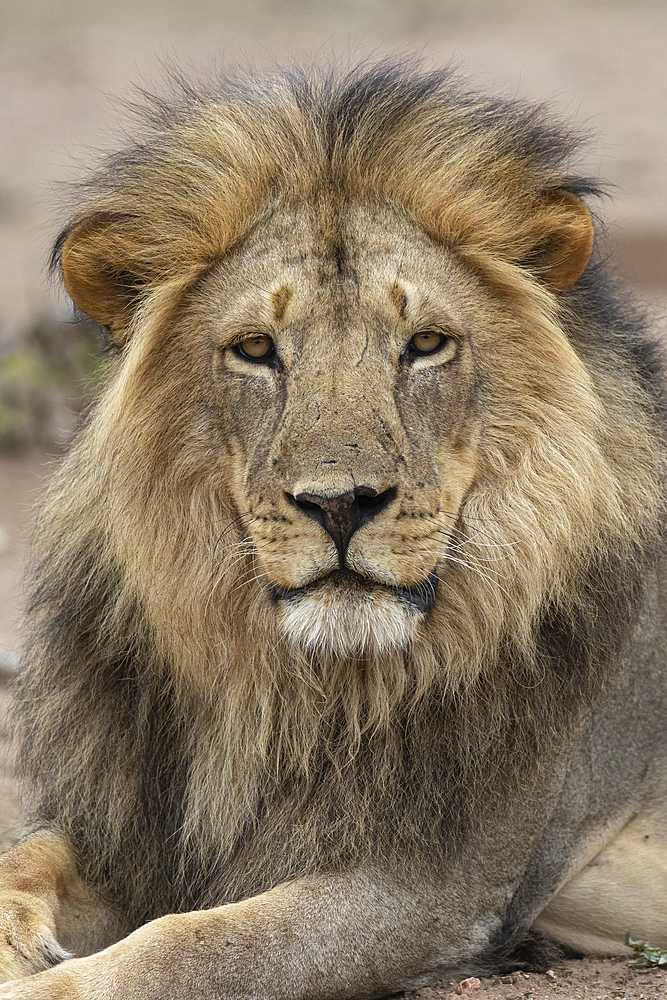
[288,486,396,565]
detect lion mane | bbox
[16,62,665,960]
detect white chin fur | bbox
[279,586,416,657]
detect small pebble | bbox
[455,977,481,995]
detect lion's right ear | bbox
[58,214,146,347]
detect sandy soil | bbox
[418,960,667,999]
[1,1,667,996]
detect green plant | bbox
[625,933,667,967]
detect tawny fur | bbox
[14,62,666,944]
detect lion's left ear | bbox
[523,190,594,293]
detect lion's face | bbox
[61,179,612,680]
[187,203,479,655]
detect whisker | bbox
[437,554,521,609]
[212,511,260,559]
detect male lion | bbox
[0,61,665,1000]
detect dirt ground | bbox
[417,961,667,1000]
[1,1,667,996]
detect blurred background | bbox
[0,0,665,832]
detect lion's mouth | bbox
[270,569,439,614]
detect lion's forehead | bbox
[207,202,465,340]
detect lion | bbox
[0,59,665,1000]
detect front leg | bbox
[0,831,125,983]
[0,869,476,1000]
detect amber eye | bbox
[234,334,275,362]
[410,331,448,355]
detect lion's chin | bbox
[274,571,437,657]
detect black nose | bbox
[288,486,396,565]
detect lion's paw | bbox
[0,893,71,983]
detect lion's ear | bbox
[524,190,594,294]
[60,214,146,346]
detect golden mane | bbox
[17,62,666,929]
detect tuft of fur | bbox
[51,61,599,304]
[15,62,666,934]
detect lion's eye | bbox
[409,331,449,355]
[234,334,275,362]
